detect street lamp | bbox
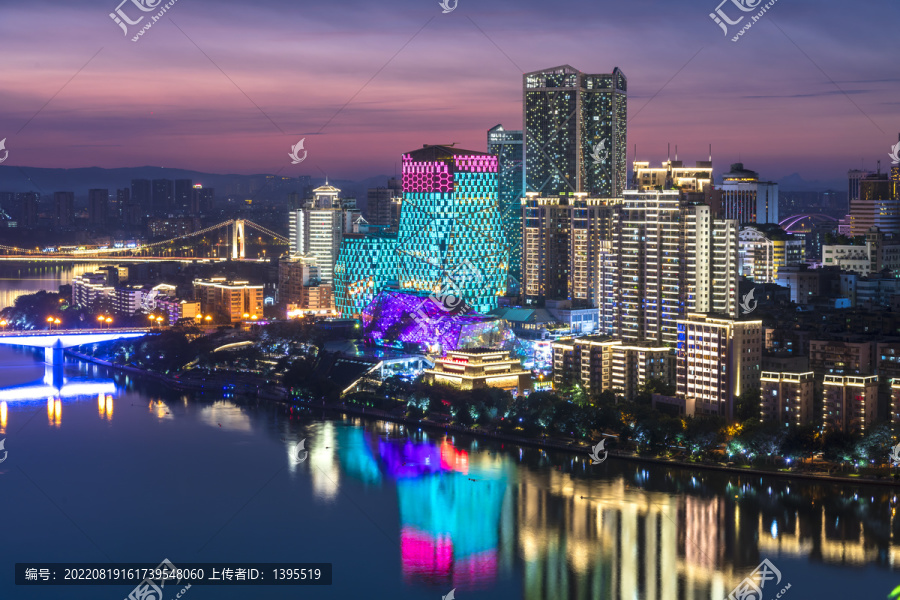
[0,319,8,331]
[47,316,56,330]
[204,315,212,323]
[105,317,113,329]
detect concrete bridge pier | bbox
[43,341,64,365]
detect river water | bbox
[0,346,897,599]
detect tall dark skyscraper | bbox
[175,179,193,210]
[17,192,39,228]
[131,179,151,215]
[524,65,627,198]
[152,179,174,213]
[53,191,75,229]
[488,124,524,285]
[88,189,109,227]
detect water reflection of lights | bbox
[0,381,116,401]
[46,397,61,426]
[98,394,113,420]
[309,422,339,500]
[197,403,251,431]
[0,400,7,431]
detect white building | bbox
[720,163,778,225]
[72,272,115,311]
[287,185,347,284]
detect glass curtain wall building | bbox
[524,65,627,199]
[487,125,524,286]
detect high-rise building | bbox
[189,185,215,214]
[278,256,334,316]
[603,191,739,345]
[488,125,525,284]
[287,184,345,283]
[53,191,75,229]
[823,375,878,434]
[676,314,762,420]
[524,65,627,198]
[16,192,39,228]
[365,178,402,230]
[759,371,815,427]
[175,179,193,210]
[131,179,152,215]
[719,163,778,224]
[152,179,174,213]
[845,172,900,237]
[739,224,805,283]
[396,145,508,314]
[334,231,399,318]
[632,158,713,194]
[520,193,618,308]
[88,189,109,228]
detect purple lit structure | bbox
[361,290,514,353]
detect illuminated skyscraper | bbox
[487,125,524,285]
[396,145,508,314]
[520,193,618,307]
[334,231,398,318]
[288,185,346,283]
[524,65,627,198]
[603,191,739,345]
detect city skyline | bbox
[1,0,897,184]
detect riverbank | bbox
[66,349,288,401]
[67,350,900,487]
[291,397,900,488]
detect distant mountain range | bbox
[0,165,394,205]
[776,173,846,192]
[0,165,845,199]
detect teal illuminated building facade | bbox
[397,145,508,314]
[334,145,508,319]
[334,232,398,318]
[524,65,627,198]
[487,125,524,286]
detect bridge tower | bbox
[232,220,246,259]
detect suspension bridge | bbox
[0,219,289,261]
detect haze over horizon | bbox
[1,0,898,183]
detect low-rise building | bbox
[72,272,115,311]
[760,371,815,427]
[551,336,673,400]
[423,348,530,395]
[193,278,264,324]
[822,374,878,433]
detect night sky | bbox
[1,0,898,182]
